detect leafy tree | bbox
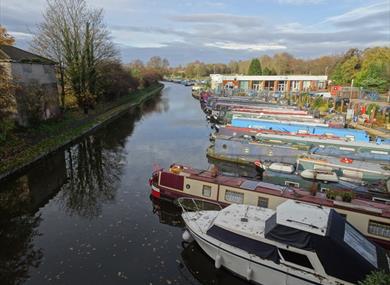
[331,48,362,84]
[262,67,272,75]
[354,47,390,93]
[248,58,262,75]
[273,52,295,74]
[128,59,145,78]
[96,60,139,101]
[358,270,390,285]
[0,26,15,45]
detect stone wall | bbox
[9,62,60,126]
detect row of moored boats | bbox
[149,90,390,285]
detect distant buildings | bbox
[0,45,60,126]
[210,74,328,93]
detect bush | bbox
[0,118,14,142]
[140,69,162,88]
[358,270,390,285]
[96,60,140,102]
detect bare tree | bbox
[31,0,117,113]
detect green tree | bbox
[248,58,262,75]
[354,47,390,93]
[331,48,361,84]
[262,67,272,75]
[358,270,390,285]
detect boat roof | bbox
[219,125,342,140]
[212,201,330,238]
[213,204,275,239]
[299,155,390,175]
[258,133,390,151]
[276,200,330,236]
[165,164,390,218]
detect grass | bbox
[0,83,163,177]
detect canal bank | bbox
[0,83,164,181]
[0,82,218,285]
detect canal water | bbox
[0,82,248,285]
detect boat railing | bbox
[176,197,222,213]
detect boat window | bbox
[202,185,211,197]
[224,190,244,204]
[257,197,269,208]
[207,225,280,263]
[338,212,347,219]
[344,223,377,268]
[285,181,299,188]
[279,248,314,269]
[368,220,390,239]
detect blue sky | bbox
[1,0,389,65]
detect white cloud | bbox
[325,1,389,25]
[9,31,34,39]
[204,41,287,51]
[170,13,263,27]
[278,0,324,4]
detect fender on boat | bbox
[246,267,253,280]
[182,230,192,242]
[215,254,222,269]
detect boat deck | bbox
[170,165,390,218]
[213,204,274,239]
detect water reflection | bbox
[181,242,248,285]
[150,196,184,228]
[0,93,164,284]
[0,151,67,284]
[58,94,164,219]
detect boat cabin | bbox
[204,201,389,283]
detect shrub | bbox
[140,69,162,88]
[358,270,390,285]
[96,60,140,102]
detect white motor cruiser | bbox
[179,198,389,285]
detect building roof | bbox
[0,45,55,64]
[210,74,328,82]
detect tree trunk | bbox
[60,65,66,110]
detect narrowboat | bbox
[206,156,389,199]
[211,110,315,124]
[297,154,390,182]
[149,163,390,248]
[207,137,390,184]
[211,126,390,162]
[231,117,369,142]
[180,199,390,285]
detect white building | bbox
[210,74,328,92]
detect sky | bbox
[1,0,389,65]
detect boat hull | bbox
[187,227,326,285]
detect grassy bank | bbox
[0,83,164,179]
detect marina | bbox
[1,82,389,285]
[1,0,389,284]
